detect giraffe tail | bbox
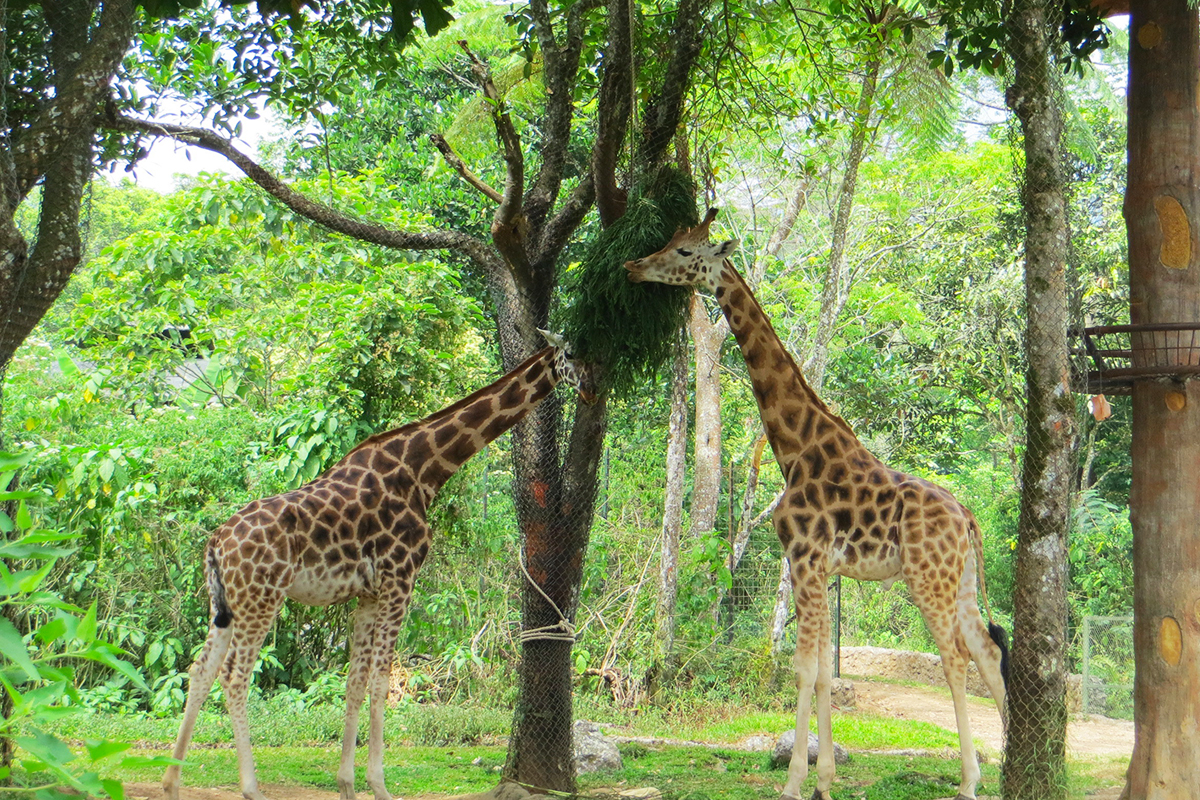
[988,621,1010,691]
[968,511,1009,690]
[206,544,232,629]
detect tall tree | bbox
[101,0,710,790]
[1122,0,1200,793]
[1002,0,1075,794]
[0,0,136,378]
[652,334,689,687]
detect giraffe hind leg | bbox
[164,622,233,800]
[220,598,283,800]
[959,601,1009,730]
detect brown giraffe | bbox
[625,210,1008,800]
[163,333,594,800]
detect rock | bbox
[831,677,856,708]
[574,719,623,774]
[771,729,849,768]
[452,782,554,800]
[619,790,663,799]
[736,733,776,751]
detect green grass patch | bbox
[109,745,503,797]
[45,699,510,748]
[583,745,996,800]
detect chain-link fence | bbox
[1080,615,1134,720]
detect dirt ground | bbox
[125,679,1134,800]
[852,680,1134,759]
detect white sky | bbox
[112,110,275,194]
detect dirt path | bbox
[853,680,1134,759]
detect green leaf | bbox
[76,602,98,644]
[15,730,76,768]
[0,616,39,681]
[85,739,132,763]
[15,501,32,530]
[101,778,125,800]
[35,617,69,646]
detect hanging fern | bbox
[562,166,697,397]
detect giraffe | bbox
[162,332,594,800]
[625,209,1009,800]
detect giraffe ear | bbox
[715,239,739,258]
[537,328,568,350]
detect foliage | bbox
[0,451,174,798]
[563,167,699,396]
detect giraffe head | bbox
[538,329,598,404]
[623,208,739,291]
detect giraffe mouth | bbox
[623,260,647,282]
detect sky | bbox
[112,110,274,194]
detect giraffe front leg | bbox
[811,607,835,800]
[364,658,394,800]
[339,599,380,800]
[781,578,825,800]
[364,597,411,800]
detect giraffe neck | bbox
[348,348,561,496]
[713,263,866,468]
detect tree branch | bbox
[456,40,530,281]
[592,0,634,226]
[639,0,710,172]
[103,112,502,272]
[10,0,135,205]
[429,133,503,203]
[539,172,596,262]
[524,0,603,253]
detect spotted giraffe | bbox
[163,333,594,800]
[625,209,1008,800]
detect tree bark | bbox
[1121,0,1200,795]
[688,293,725,537]
[0,0,135,373]
[651,334,689,689]
[1003,0,1075,796]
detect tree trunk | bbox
[651,334,689,689]
[0,0,134,372]
[688,293,724,536]
[1121,0,1200,795]
[1003,0,1075,794]
[805,54,881,391]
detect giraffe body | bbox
[163,342,593,800]
[626,210,1008,800]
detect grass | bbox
[106,745,504,798]
[41,688,1125,800]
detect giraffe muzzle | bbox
[623,260,647,282]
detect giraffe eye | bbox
[676,248,692,257]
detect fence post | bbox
[1082,614,1092,715]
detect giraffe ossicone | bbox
[163,337,593,800]
[627,209,1009,800]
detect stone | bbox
[771,729,849,768]
[574,719,623,774]
[619,789,663,799]
[831,677,856,708]
[452,782,553,800]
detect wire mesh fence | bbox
[1080,615,1134,720]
